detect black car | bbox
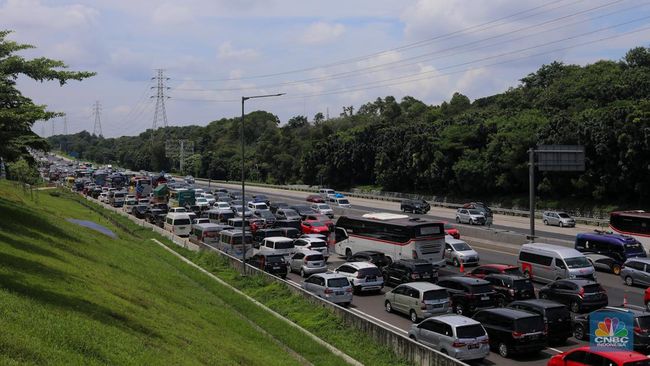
[274,219,302,231]
[400,199,431,214]
[252,194,270,206]
[437,276,498,315]
[473,308,546,358]
[572,306,650,351]
[275,227,301,239]
[538,279,608,313]
[275,208,301,222]
[132,204,149,219]
[382,259,438,286]
[254,209,276,226]
[246,254,289,279]
[187,204,202,216]
[288,204,317,219]
[151,203,169,213]
[484,274,535,307]
[348,251,392,268]
[146,208,167,227]
[252,228,284,247]
[508,299,572,345]
[269,202,290,214]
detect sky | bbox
[3,0,650,137]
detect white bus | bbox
[334,213,446,267]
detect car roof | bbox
[600,306,650,317]
[447,238,470,246]
[477,307,541,319]
[430,314,481,327]
[313,272,348,280]
[345,262,378,269]
[521,243,585,257]
[297,237,327,243]
[296,249,323,256]
[567,346,649,362]
[439,276,490,285]
[396,282,445,291]
[509,299,566,309]
[577,231,639,244]
[485,274,528,281]
[264,236,294,242]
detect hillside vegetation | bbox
[0,182,355,365]
[50,46,650,205]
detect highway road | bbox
[195,180,649,366]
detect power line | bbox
[63,116,68,135]
[151,69,170,130]
[92,101,102,137]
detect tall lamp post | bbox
[241,93,285,271]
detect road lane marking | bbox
[547,347,563,354]
[347,308,409,335]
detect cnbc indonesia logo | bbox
[593,317,630,348]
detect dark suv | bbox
[508,299,572,345]
[400,199,431,214]
[245,254,289,279]
[382,259,438,286]
[437,277,498,315]
[538,279,608,313]
[484,274,535,307]
[472,308,546,358]
[572,306,650,351]
[252,228,284,247]
[348,251,392,268]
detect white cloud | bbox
[0,0,98,30]
[152,3,193,26]
[217,42,259,60]
[300,22,345,44]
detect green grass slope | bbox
[0,182,348,365]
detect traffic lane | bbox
[203,182,577,243]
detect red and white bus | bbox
[610,210,650,252]
[334,213,446,267]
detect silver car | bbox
[455,208,486,225]
[288,250,328,277]
[384,282,450,322]
[335,262,384,294]
[444,238,480,267]
[621,257,650,286]
[302,273,353,306]
[542,211,576,228]
[310,203,334,218]
[293,237,330,261]
[408,314,490,362]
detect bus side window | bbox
[335,227,348,243]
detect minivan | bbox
[163,213,192,237]
[302,273,353,306]
[384,282,450,322]
[319,188,336,199]
[408,314,489,362]
[484,274,535,306]
[473,308,546,358]
[287,250,328,277]
[258,237,295,259]
[508,299,572,345]
[620,257,650,287]
[517,243,596,283]
[575,231,647,263]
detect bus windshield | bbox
[625,241,644,252]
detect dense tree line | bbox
[49,46,650,205]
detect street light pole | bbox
[241,93,285,273]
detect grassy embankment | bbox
[0,181,364,365]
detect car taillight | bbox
[480,338,489,344]
[509,289,515,296]
[412,250,418,259]
[635,326,648,334]
[324,288,333,294]
[345,287,353,293]
[512,331,524,339]
[578,287,585,298]
[451,341,466,348]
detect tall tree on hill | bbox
[0,30,94,163]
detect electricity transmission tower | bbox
[63,116,68,135]
[92,101,103,137]
[151,69,170,130]
[165,139,194,174]
[51,119,55,136]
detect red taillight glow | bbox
[324,288,333,294]
[451,341,466,348]
[578,287,585,298]
[512,331,524,339]
[635,326,648,334]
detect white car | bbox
[98,192,108,203]
[310,203,334,218]
[203,193,216,205]
[169,207,187,213]
[196,197,210,209]
[444,237,479,267]
[214,201,231,211]
[334,262,383,294]
[455,208,485,225]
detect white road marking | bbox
[347,308,408,335]
[547,347,563,354]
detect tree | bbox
[0,30,94,163]
[6,158,39,184]
[313,112,324,124]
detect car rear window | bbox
[306,254,324,262]
[327,278,350,288]
[512,279,533,290]
[515,316,544,333]
[266,256,285,263]
[309,241,327,248]
[423,289,448,301]
[456,324,486,338]
[583,284,604,293]
[469,284,493,294]
[545,306,571,321]
[414,263,433,273]
[503,267,523,276]
[274,241,294,249]
[174,219,191,225]
[358,267,382,278]
[637,316,650,329]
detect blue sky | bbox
[3,0,649,137]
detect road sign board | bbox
[536,145,585,171]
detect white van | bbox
[517,243,596,283]
[247,201,269,211]
[319,188,335,199]
[259,237,295,259]
[163,213,192,237]
[331,197,352,208]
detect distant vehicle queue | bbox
[54,161,650,365]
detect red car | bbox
[306,194,324,203]
[300,220,330,235]
[548,346,650,366]
[645,288,650,311]
[465,264,522,279]
[444,222,460,239]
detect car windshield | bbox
[625,241,644,252]
[310,222,325,226]
[564,257,591,268]
[284,210,300,218]
[274,241,294,249]
[515,316,544,333]
[327,278,350,288]
[512,279,533,290]
[558,213,571,218]
[468,210,482,215]
[452,242,472,251]
[266,255,285,263]
[174,219,191,225]
[423,289,448,301]
[258,211,273,218]
[504,267,523,276]
[456,324,486,338]
[338,199,349,204]
[469,284,492,294]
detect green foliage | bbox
[6,157,40,184]
[48,45,650,205]
[0,30,94,163]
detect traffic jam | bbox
[53,160,650,366]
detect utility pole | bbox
[151,69,170,131]
[92,101,103,137]
[63,116,68,135]
[51,119,55,136]
[165,139,194,174]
